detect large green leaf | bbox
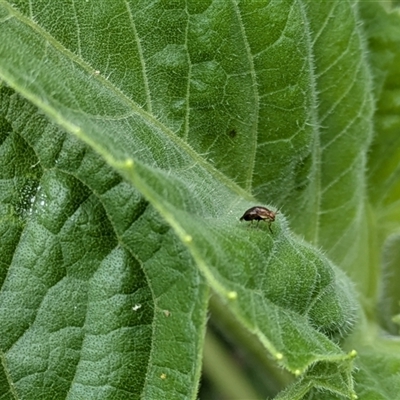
[0,1,399,399]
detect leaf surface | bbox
[0,1,397,399]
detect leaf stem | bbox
[207,294,294,395]
[202,328,263,400]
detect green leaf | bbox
[355,3,400,400]
[281,1,374,291]
[276,351,357,400]
[363,1,400,224]
[353,340,400,400]
[361,1,400,329]
[0,88,208,399]
[0,1,399,399]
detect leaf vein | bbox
[231,0,259,192]
[124,0,153,114]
